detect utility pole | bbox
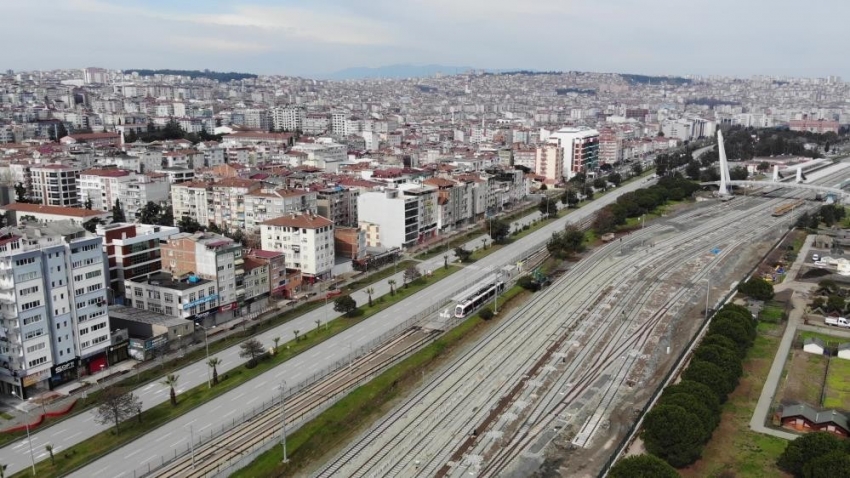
[705,276,711,318]
[280,381,288,463]
[189,424,196,469]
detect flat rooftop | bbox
[108,304,187,328]
[129,271,211,291]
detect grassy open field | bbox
[680,323,790,478]
[824,358,850,411]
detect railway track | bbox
[315,192,808,478]
[149,327,438,478]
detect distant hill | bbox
[126,69,257,82]
[322,64,475,80]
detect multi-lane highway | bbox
[29,178,656,478]
[314,191,812,477]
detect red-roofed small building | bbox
[60,132,121,148]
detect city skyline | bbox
[2,0,848,79]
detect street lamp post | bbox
[279,381,288,463]
[188,424,196,469]
[12,391,36,476]
[196,324,215,388]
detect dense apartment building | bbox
[30,164,82,207]
[245,249,301,299]
[116,173,170,220]
[95,223,180,300]
[260,213,334,281]
[161,232,245,322]
[270,105,306,132]
[78,168,134,211]
[125,272,218,323]
[243,189,317,233]
[545,127,599,179]
[316,186,359,228]
[789,118,840,134]
[357,185,438,249]
[207,179,262,232]
[0,222,109,398]
[535,143,564,185]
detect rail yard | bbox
[314,187,820,477]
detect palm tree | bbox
[272,337,280,354]
[388,279,396,296]
[45,443,54,465]
[207,358,222,385]
[366,287,374,307]
[293,329,300,342]
[162,374,179,406]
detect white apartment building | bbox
[546,127,600,180]
[78,169,135,212]
[260,213,334,281]
[0,222,109,398]
[303,114,330,135]
[31,164,82,207]
[125,272,218,322]
[271,106,306,132]
[357,185,438,249]
[171,181,211,226]
[117,173,170,220]
[244,189,318,233]
[291,142,347,172]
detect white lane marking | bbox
[125,449,142,459]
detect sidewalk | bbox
[748,235,816,441]
[0,303,276,431]
[0,249,427,432]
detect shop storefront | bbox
[107,340,130,366]
[49,358,80,390]
[83,353,108,376]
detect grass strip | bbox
[231,285,529,478]
[11,267,462,478]
[0,261,414,447]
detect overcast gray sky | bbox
[1,0,846,78]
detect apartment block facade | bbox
[260,213,334,281]
[0,222,109,398]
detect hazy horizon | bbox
[1,0,847,80]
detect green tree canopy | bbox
[488,219,511,244]
[333,295,358,317]
[738,277,774,300]
[112,199,126,223]
[802,451,850,478]
[641,404,707,467]
[608,454,679,478]
[778,431,848,477]
[662,380,721,416]
[682,359,736,400]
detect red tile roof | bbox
[261,213,333,229]
[0,203,108,218]
[80,168,132,177]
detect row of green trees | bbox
[797,204,847,229]
[640,303,756,468]
[592,175,700,235]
